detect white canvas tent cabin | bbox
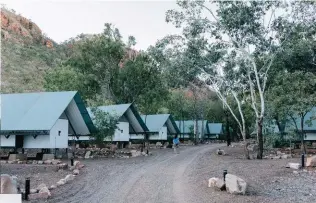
[175,120,209,141]
[130,114,180,141]
[87,103,148,144]
[0,91,96,150]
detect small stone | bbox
[44,160,52,164]
[39,187,51,197]
[293,171,299,175]
[38,161,43,165]
[49,185,57,190]
[286,163,301,170]
[65,174,75,183]
[30,189,37,194]
[85,151,91,159]
[277,151,282,155]
[36,183,47,191]
[216,149,225,155]
[73,169,79,175]
[74,161,81,168]
[57,179,66,186]
[51,159,61,165]
[78,164,85,169]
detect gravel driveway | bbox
[43,144,223,203]
[26,143,316,203]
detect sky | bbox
[0,0,182,50]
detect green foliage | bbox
[90,107,119,143]
[113,53,169,114]
[64,24,126,102]
[267,71,316,121]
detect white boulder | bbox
[85,151,91,159]
[0,174,18,194]
[225,174,247,195]
[65,174,75,183]
[57,179,66,186]
[286,163,301,170]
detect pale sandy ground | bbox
[2,143,315,203]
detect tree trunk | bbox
[195,119,199,145]
[257,117,264,159]
[275,117,284,140]
[225,110,231,146]
[300,116,306,154]
[241,128,250,159]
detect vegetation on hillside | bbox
[2,2,316,155]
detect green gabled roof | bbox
[141,114,180,133]
[175,120,209,134]
[88,103,148,132]
[0,91,96,134]
[207,123,223,135]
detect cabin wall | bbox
[112,122,129,142]
[305,133,316,141]
[0,135,16,147]
[23,119,68,148]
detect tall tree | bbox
[267,71,316,154]
[165,0,309,159]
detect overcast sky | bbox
[1,0,182,50]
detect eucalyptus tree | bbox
[164,0,312,158]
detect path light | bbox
[25,177,30,200]
[301,153,305,168]
[223,170,227,182]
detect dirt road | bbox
[46,144,223,203]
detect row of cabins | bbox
[0,91,223,150]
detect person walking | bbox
[173,135,180,154]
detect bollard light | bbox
[301,153,305,168]
[25,177,30,201]
[71,158,74,166]
[223,170,228,182]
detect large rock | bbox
[39,187,51,197]
[36,183,47,191]
[131,150,141,157]
[57,179,66,186]
[208,177,225,191]
[0,174,18,194]
[51,159,61,165]
[286,163,301,169]
[85,151,91,159]
[225,174,247,195]
[65,174,75,183]
[49,185,57,190]
[74,161,81,169]
[28,192,49,200]
[306,155,316,167]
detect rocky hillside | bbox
[1,8,64,93]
